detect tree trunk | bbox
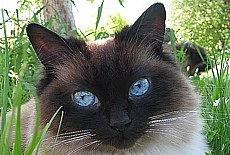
[42,0,76,35]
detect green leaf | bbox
[118,0,124,7]
[86,0,95,3]
[95,0,104,31]
[69,0,76,7]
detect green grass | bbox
[169,28,230,155]
[0,4,230,155]
[200,48,230,155]
[194,60,229,155]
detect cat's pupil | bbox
[135,83,141,88]
[80,95,84,100]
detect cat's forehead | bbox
[57,37,154,89]
[85,37,121,68]
[87,37,114,47]
[57,34,167,92]
[86,37,116,57]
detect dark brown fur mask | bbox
[26,3,206,154]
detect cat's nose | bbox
[109,98,131,130]
[110,112,131,127]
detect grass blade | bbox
[1,8,10,132]
[95,0,104,40]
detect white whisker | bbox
[145,130,183,140]
[69,140,100,155]
[43,129,92,141]
[148,116,187,124]
[50,133,96,145]
[149,121,195,127]
[148,110,198,120]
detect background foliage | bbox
[170,0,230,154]
[0,0,229,154]
[170,0,230,50]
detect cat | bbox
[163,31,211,76]
[11,3,208,155]
[175,41,211,76]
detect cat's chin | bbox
[104,137,136,150]
[98,126,144,150]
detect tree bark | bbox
[42,0,76,35]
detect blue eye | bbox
[73,91,98,107]
[129,78,150,97]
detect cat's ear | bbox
[26,23,73,67]
[116,3,166,53]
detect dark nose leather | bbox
[109,98,131,130]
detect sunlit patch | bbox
[213,97,229,106]
[186,66,190,72]
[8,70,18,80]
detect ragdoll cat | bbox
[19,3,207,155]
[175,41,211,76]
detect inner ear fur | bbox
[26,23,87,67]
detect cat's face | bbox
[26,3,201,154]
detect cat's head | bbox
[26,3,200,153]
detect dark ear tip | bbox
[152,3,164,6]
[26,23,38,31]
[148,3,166,18]
[150,3,165,10]
[26,23,44,36]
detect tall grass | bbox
[169,28,230,154]
[0,3,229,155]
[0,7,62,154]
[200,47,230,155]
